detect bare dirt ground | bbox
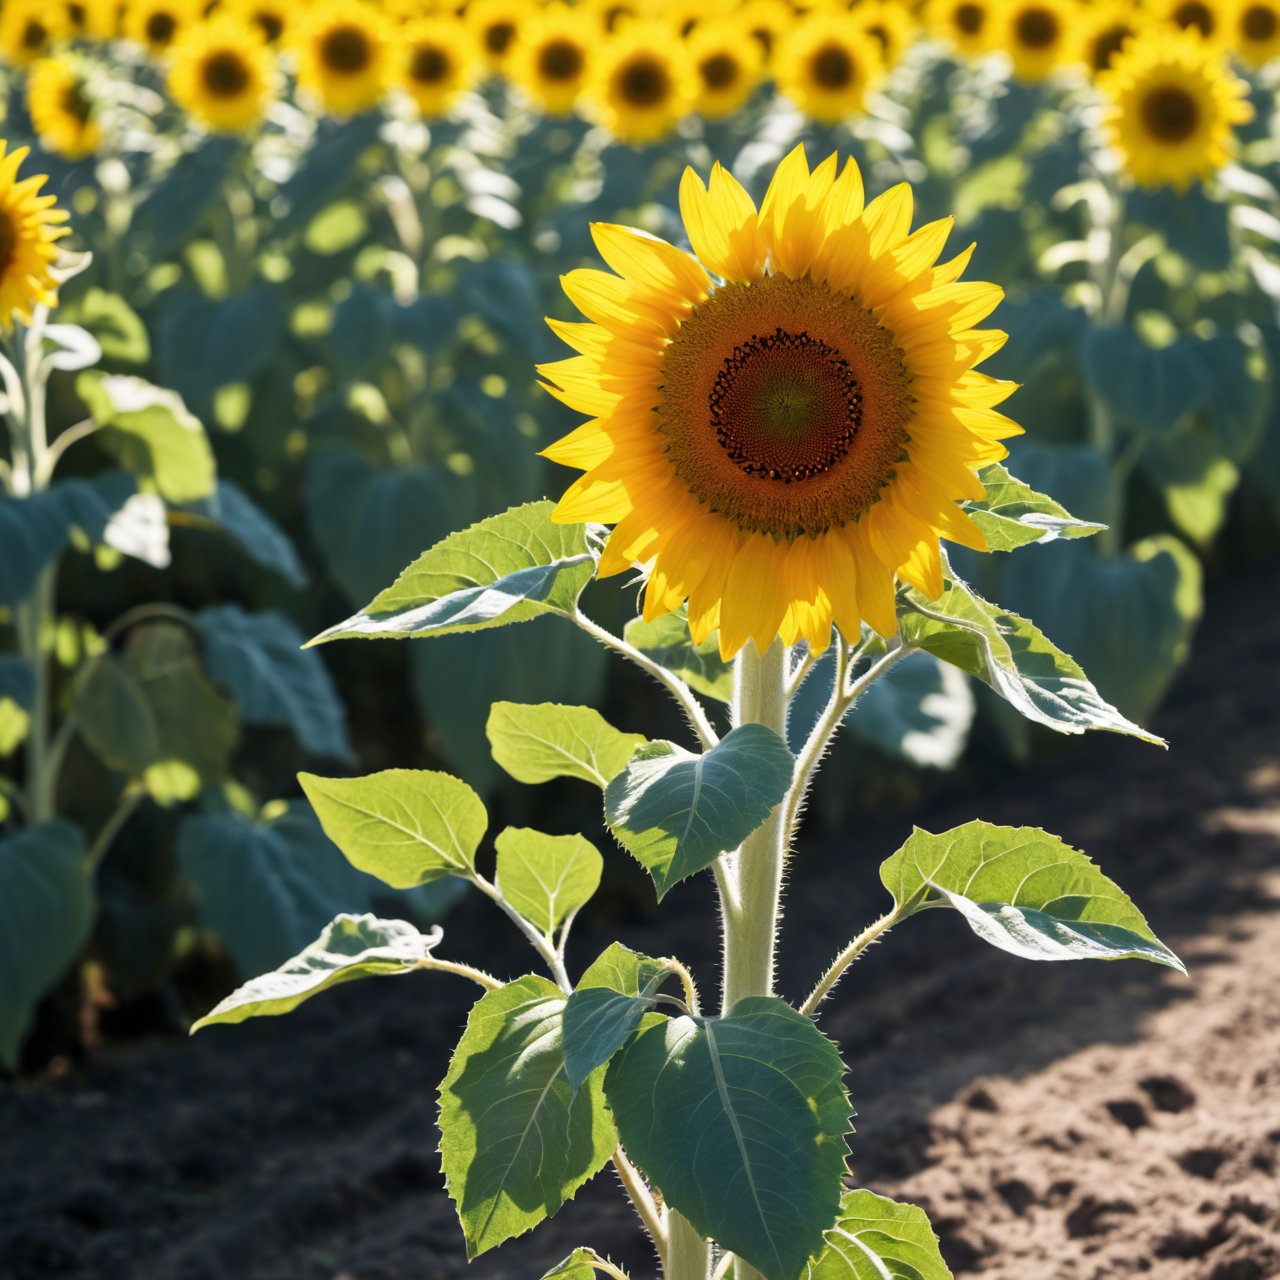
[2,561,1277,1280]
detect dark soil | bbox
[3,563,1278,1280]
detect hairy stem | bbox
[413,956,503,991]
[468,873,572,992]
[799,909,901,1017]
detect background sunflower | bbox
[0,140,70,325]
[508,3,593,117]
[686,21,764,121]
[27,58,102,160]
[291,0,392,118]
[399,15,477,118]
[776,13,884,124]
[587,20,698,144]
[168,16,277,133]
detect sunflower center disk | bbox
[203,51,250,98]
[540,40,585,81]
[1143,85,1200,141]
[711,331,861,483]
[0,212,15,277]
[955,2,985,34]
[619,56,669,106]
[322,27,372,73]
[1242,3,1277,38]
[410,45,449,83]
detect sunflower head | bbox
[465,0,523,71]
[168,16,277,132]
[1081,1,1140,74]
[509,3,592,117]
[738,0,793,65]
[291,1,391,117]
[64,0,120,40]
[1100,26,1253,190]
[852,1,918,72]
[998,0,1082,81]
[1,1,71,66]
[124,0,199,55]
[540,146,1020,659]
[687,20,764,121]
[400,16,476,117]
[1232,0,1280,65]
[27,57,102,160]
[227,0,289,46]
[588,21,698,145]
[1157,0,1228,43]
[0,141,71,327]
[776,13,884,125]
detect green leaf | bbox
[1192,332,1269,461]
[179,479,308,589]
[562,942,670,1093]
[78,373,216,504]
[966,463,1105,552]
[495,828,601,935]
[624,611,735,703]
[899,569,1163,744]
[439,974,616,1257]
[74,287,150,363]
[1141,431,1238,545]
[1080,327,1207,435]
[486,702,646,788]
[604,725,795,899]
[179,803,394,976]
[74,622,239,804]
[299,768,487,888]
[0,821,92,1068]
[0,657,35,756]
[197,605,351,760]
[311,501,599,644]
[191,913,440,1032]
[806,1190,952,1280]
[541,1248,619,1280]
[205,286,285,387]
[880,820,1184,971]
[606,997,852,1280]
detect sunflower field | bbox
[2,0,1279,1276]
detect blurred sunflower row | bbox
[0,0,1271,187]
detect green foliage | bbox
[191,913,440,1032]
[965,463,1105,551]
[540,1248,619,1280]
[624,612,736,703]
[180,480,309,589]
[1080,329,1207,436]
[299,769,487,888]
[0,658,34,757]
[439,975,616,1257]
[0,822,92,1068]
[486,701,646,788]
[604,725,795,899]
[606,998,852,1280]
[494,828,602,935]
[806,1190,952,1280]
[881,821,1183,970]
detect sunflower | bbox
[124,0,199,54]
[400,15,476,117]
[927,0,996,55]
[1154,0,1229,43]
[738,0,793,64]
[508,3,592,116]
[168,16,277,131]
[291,1,392,117]
[465,0,523,72]
[996,0,1081,81]
[0,142,71,327]
[27,57,101,159]
[1081,0,1140,73]
[775,13,883,124]
[584,0,647,35]
[1230,0,1280,63]
[227,0,289,45]
[587,21,698,145]
[540,147,1019,659]
[662,0,731,40]
[852,0,918,71]
[1,1,70,66]
[1100,27,1252,189]
[687,21,764,120]
[63,0,120,40]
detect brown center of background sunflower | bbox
[321,25,372,74]
[1141,83,1200,141]
[62,83,92,125]
[1015,7,1059,48]
[1172,0,1215,34]
[410,44,449,82]
[254,11,284,43]
[539,38,584,81]
[68,3,86,30]
[1241,3,1277,38]
[699,52,739,91]
[0,211,16,278]
[955,2,985,33]
[618,55,670,107]
[22,19,49,49]
[1090,24,1133,71]
[812,42,855,89]
[201,50,251,98]
[145,12,176,46]
[750,26,774,55]
[658,275,914,538]
[484,21,516,56]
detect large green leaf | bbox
[439,974,616,1257]
[73,622,239,804]
[0,473,136,608]
[606,997,852,1280]
[604,725,795,899]
[299,768,487,888]
[73,287,150,363]
[191,913,440,1032]
[0,657,34,756]
[965,463,1104,552]
[311,502,599,644]
[562,942,670,1092]
[197,605,351,761]
[806,1190,952,1280]
[623,611,735,703]
[1080,327,1207,436]
[179,804,391,977]
[78,373,215,503]
[495,827,602,936]
[179,479,308,588]
[880,820,1184,970]
[899,569,1163,744]
[0,821,92,1068]
[1192,332,1269,461]
[486,702,645,788]
[1141,431,1238,545]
